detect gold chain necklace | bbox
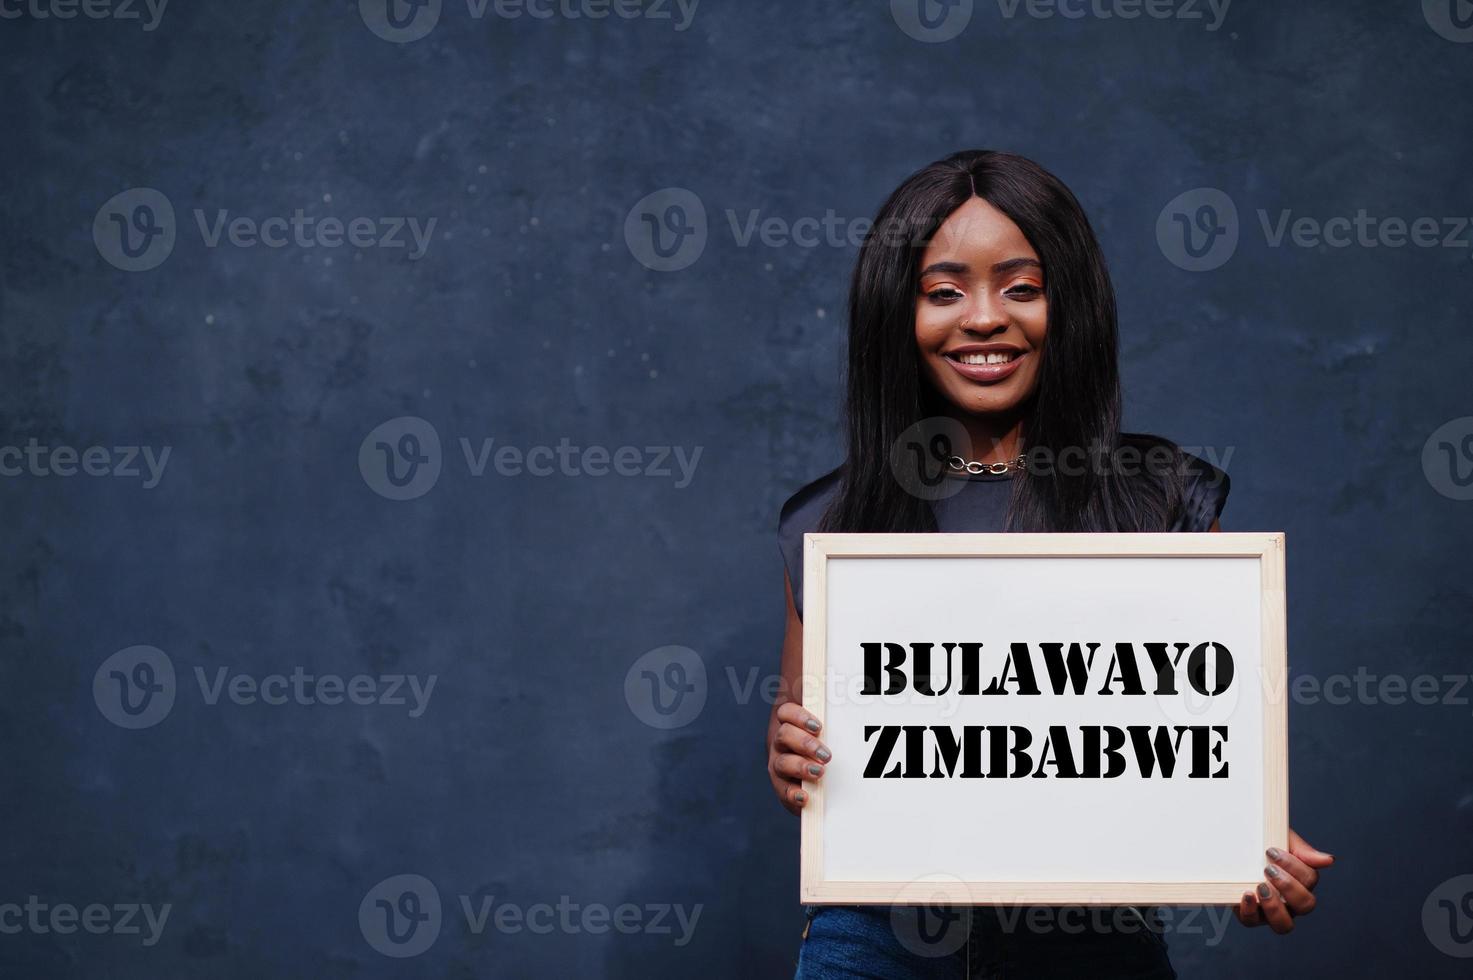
[945,453,1028,476]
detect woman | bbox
[766,151,1333,977]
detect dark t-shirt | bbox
[778,440,1230,621]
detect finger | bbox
[1235,891,1264,927]
[1267,845,1319,891]
[772,752,826,782]
[772,775,807,815]
[776,701,822,734]
[774,723,831,763]
[1265,863,1316,916]
[1287,829,1335,868]
[1255,883,1294,935]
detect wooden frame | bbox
[800,532,1288,905]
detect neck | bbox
[952,409,1027,463]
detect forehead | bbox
[920,196,1037,267]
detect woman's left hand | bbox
[1235,828,1334,933]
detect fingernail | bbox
[816,747,831,762]
[1265,865,1282,879]
[808,764,823,776]
[1256,884,1271,900]
[795,791,806,803]
[1266,846,1283,861]
[805,719,821,733]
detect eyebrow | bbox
[918,257,1042,278]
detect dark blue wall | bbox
[2,0,1471,976]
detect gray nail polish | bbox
[1266,846,1283,861]
[808,764,823,776]
[1256,884,1271,900]
[1265,865,1282,878]
[795,791,805,803]
[805,719,821,733]
[816,747,831,762]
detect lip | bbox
[941,345,1028,384]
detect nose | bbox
[961,294,1009,336]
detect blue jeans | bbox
[794,904,1176,979]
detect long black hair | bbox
[820,150,1183,534]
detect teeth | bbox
[956,352,1017,365]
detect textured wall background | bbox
[2,0,1471,976]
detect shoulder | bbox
[778,465,844,538]
[1118,432,1230,530]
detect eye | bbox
[924,286,964,303]
[1004,282,1043,300]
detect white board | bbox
[800,533,1287,906]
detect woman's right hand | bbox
[768,701,832,815]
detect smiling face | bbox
[914,196,1048,424]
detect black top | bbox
[778,441,1230,621]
